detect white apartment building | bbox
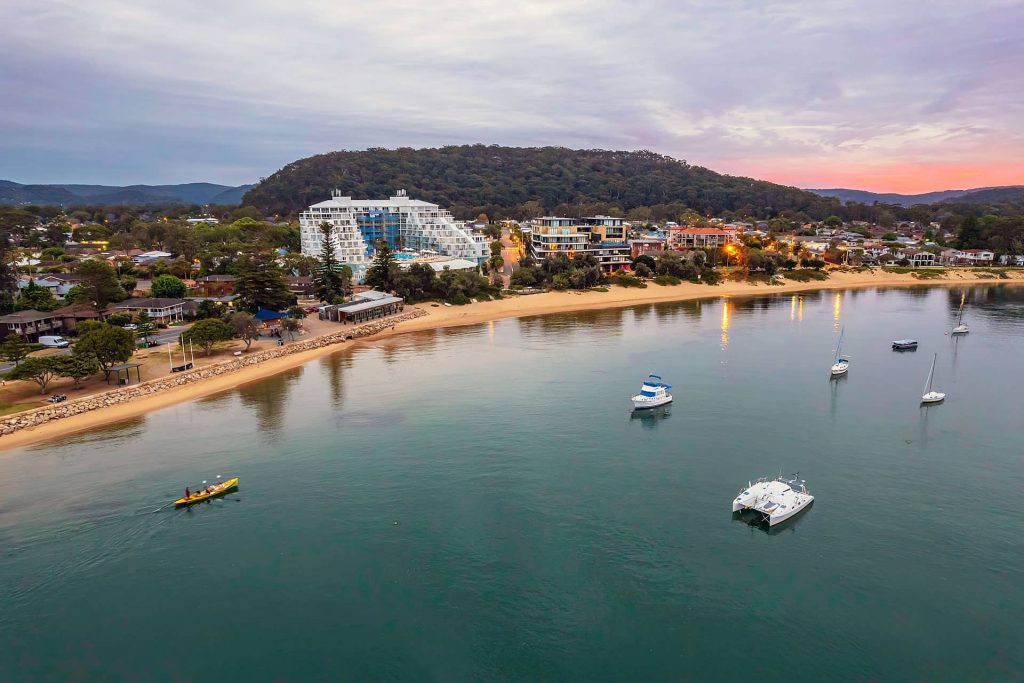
[299,190,487,278]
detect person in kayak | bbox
[185,487,191,499]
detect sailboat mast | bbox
[834,327,844,362]
[924,353,937,394]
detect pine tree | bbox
[364,240,396,291]
[312,222,348,302]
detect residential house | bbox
[0,310,65,342]
[999,255,1024,266]
[940,249,995,265]
[54,303,103,333]
[630,238,666,260]
[666,227,737,251]
[194,274,237,297]
[132,250,173,264]
[319,290,404,324]
[110,298,186,323]
[896,248,936,266]
[286,275,314,297]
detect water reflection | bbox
[629,404,671,429]
[25,416,148,454]
[322,350,355,408]
[236,366,304,439]
[720,299,730,350]
[833,292,842,328]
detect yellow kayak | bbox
[174,478,239,507]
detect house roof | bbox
[196,274,237,282]
[0,310,61,323]
[54,303,102,318]
[114,298,187,309]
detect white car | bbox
[124,324,138,330]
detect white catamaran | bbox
[830,327,849,377]
[631,374,673,410]
[732,475,814,526]
[921,353,946,404]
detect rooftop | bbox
[0,310,62,323]
[114,298,187,309]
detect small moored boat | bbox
[631,374,673,410]
[830,327,849,377]
[892,339,918,350]
[921,353,945,404]
[951,296,969,335]
[174,477,239,507]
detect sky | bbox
[1,0,1022,193]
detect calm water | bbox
[2,285,1023,681]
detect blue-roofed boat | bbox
[631,374,673,410]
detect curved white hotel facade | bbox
[299,190,487,278]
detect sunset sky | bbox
[2,0,1021,193]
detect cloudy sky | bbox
[2,0,1022,192]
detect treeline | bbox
[243,145,849,220]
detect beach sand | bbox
[2,268,1020,452]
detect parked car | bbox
[124,324,138,330]
[39,335,70,348]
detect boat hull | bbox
[766,497,814,525]
[921,392,945,404]
[892,341,918,350]
[174,478,239,507]
[632,395,672,410]
[830,363,849,376]
[951,326,969,335]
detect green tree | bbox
[0,334,41,366]
[825,215,843,227]
[150,274,186,298]
[16,281,59,311]
[364,241,396,291]
[229,311,260,351]
[105,312,132,327]
[6,356,61,394]
[74,259,127,311]
[488,240,504,273]
[234,255,295,312]
[956,215,983,249]
[184,318,232,356]
[195,299,224,320]
[75,322,135,376]
[57,352,100,388]
[281,317,300,340]
[136,310,153,343]
[312,222,349,302]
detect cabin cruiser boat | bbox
[892,339,918,350]
[732,475,814,526]
[631,374,673,410]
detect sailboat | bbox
[921,353,945,404]
[830,327,849,377]
[951,295,969,335]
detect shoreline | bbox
[2,269,1021,452]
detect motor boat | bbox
[892,339,918,350]
[732,475,814,526]
[631,374,673,410]
[921,353,945,404]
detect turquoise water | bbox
[1,285,1022,680]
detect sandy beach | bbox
[2,268,1021,452]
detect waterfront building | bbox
[528,216,631,271]
[299,190,487,279]
[318,290,404,324]
[666,227,738,251]
[0,310,65,342]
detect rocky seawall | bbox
[0,310,426,439]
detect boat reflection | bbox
[629,403,672,428]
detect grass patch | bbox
[590,286,610,292]
[782,269,829,282]
[883,266,947,279]
[0,402,26,417]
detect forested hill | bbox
[243,145,844,220]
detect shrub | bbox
[653,274,681,286]
[610,272,647,288]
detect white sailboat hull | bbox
[951,325,969,335]
[830,362,849,376]
[632,394,673,410]
[921,391,946,404]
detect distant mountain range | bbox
[806,186,1024,207]
[0,180,255,206]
